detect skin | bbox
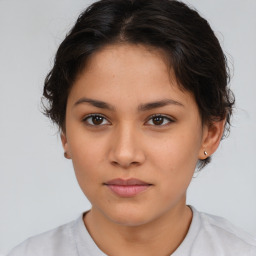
[61,43,225,256]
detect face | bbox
[62,44,212,226]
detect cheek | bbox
[148,128,202,189]
[70,140,104,202]
[68,134,107,184]
[149,133,200,170]
[151,140,196,206]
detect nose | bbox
[108,123,146,169]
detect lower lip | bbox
[106,185,151,197]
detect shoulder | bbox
[195,207,256,255]
[7,217,78,256]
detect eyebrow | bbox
[74,97,184,111]
[138,99,184,111]
[74,98,116,111]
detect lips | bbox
[104,178,152,197]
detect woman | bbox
[8,0,256,255]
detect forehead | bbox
[82,43,171,81]
[69,43,196,110]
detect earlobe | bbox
[61,132,71,159]
[199,119,226,159]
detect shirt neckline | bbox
[73,206,200,256]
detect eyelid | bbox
[82,113,175,127]
[82,113,111,126]
[145,114,175,126]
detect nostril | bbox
[131,161,140,166]
[111,160,140,168]
[111,161,119,167]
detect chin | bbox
[103,206,156,227]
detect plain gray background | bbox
[0,0,256,254]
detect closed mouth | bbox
[104,178,152,197]
[104,178,152,186]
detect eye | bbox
[146,114,174,126]
[83,114,110,126]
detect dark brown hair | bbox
[42,0,234,169]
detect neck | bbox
[84,199,192,256]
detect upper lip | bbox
[104,178,151,186]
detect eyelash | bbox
[146,114,174,126]
[83,114,110,126]
[82,114,174,127]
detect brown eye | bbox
[152,116,164,125]
[92,116,104,125]
[83,114,110,126]
[146,115,174,126]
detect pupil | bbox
[153,117,163,125]
[93,116,103,125]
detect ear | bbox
[198,119,226,160]
[61,132,71,159]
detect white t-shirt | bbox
[8,206,256,256]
